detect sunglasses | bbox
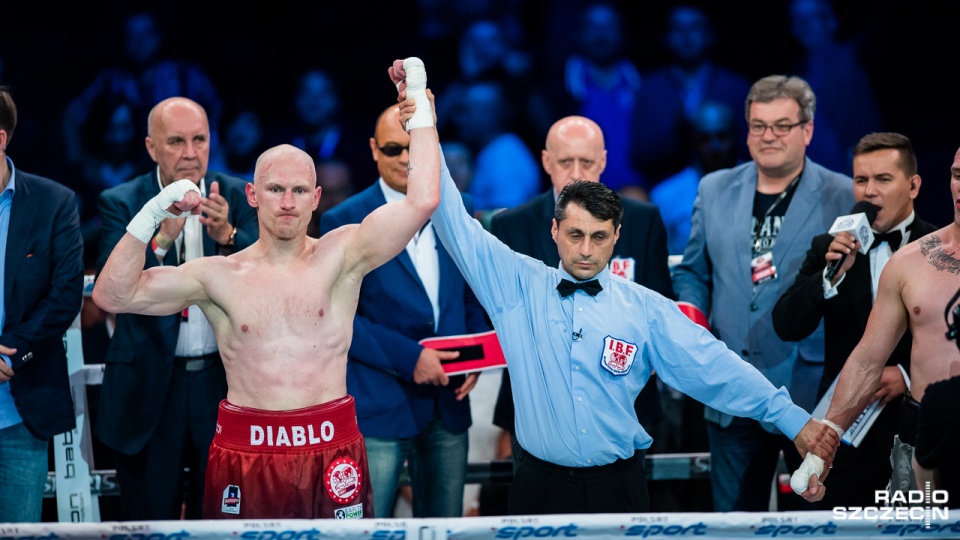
[378,143,409,157]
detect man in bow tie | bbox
[773,132,938,507]
[390,59,840,515]
[807,133,960,502]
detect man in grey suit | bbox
[672,75,854,511]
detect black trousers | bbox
[115,359,226,520]
[508,445,649,515]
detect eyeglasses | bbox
[748,120,808,137]
[378,143,409,157]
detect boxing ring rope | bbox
[9,511,960,539]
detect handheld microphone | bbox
[824,201,878,282]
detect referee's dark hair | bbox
[555,180,624,229]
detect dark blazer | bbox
[2,168,84,439]
[319,182,490,438]
[772,215,937,507]
[94,170,258,454]
[488,189,675,432]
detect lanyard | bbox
[753,174,801,253]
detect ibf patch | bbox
[221,484,241,515]
[601,336,638,376]
[325,457,362,504]
[334,502,364,519]
[609,257,635,282]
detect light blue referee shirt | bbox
[431,149,811,467]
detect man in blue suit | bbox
[95,97,258,520]
[0,86,85,522]
[320,103,489,518]
[673,75,854,511]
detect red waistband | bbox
[213,395,361,453]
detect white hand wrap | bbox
[789,419,844,495]
[403,57,433,131]
[126,179,201,243]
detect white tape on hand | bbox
[126,179,201,243]
[822,418,845,438]
[403,57,433,131]
[790,452,825,496]
[789,420,844,496]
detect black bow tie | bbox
[870,230,903,252]
[557,278,603,297]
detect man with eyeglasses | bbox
[319,103,489,518]
[673,75,854,511]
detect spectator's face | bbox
[552,202,619,281]
[296,72,338,128]
[790,0,837,50]
[543,119,607,195]
[852,149,919,233]
[692,104,737,173]
[370,106,411,193]
[146,100,210,185]
[125,14,161,65]
[316,163,353,213]
[105,103,136,160]
[580,5,622,63]
[666,7,711,64]
[226,112,263,156]
[746,98,811,179]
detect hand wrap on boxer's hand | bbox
[790,419,844,495]
[403,57,433,131]
[126,179,201,243]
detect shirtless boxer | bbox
[796,146,960,502]
[93,59,441,520]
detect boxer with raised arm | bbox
[795,146,960,502]
[93,59,441,520]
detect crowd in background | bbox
[1,0,954,232]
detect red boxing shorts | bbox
[203,395,373,520]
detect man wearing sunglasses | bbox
[672,75,854,511]
[318,103,489,518]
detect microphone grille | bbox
[850,201,878,224]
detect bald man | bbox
[95,97,259,520]
[94,62,441,520]
[488,115,674,488]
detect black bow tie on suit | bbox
[870,230,903,252]
[557,278,603,297]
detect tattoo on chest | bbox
[920,235,960,274]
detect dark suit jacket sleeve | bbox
[642,205,676,300]
[215,174,258,250]
[488,212,510,244]
[2,187,84,368]
[97,186,139,274]
[772,234,830,342]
